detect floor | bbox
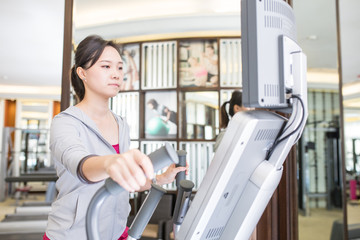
[348,201,360,225]
[0,193,45,221]
[298,200,360,240]
[298,208,343,240]
[0,182,46,221]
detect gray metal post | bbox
[176,150,187,188]
[0,127,10,202]
[128,184,166,239]
[173,180,195,237]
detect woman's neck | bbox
[76,97,119,145]
[76,96,110,121]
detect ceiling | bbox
[0,0,65,100]
[72,0,240,46]
[0,0,358,101]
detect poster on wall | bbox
[145,91,177,139]
[141,41,177,89]
[179,40,218,88]
[120,44,140,91]
[219,38,242,87]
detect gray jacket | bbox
[214,129,226,153]
[46,106,130,240]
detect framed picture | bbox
[120,43,140,91]
[141,41,177,89]
[179,40,218,88]
[179,91,219,140]
[220,38,242,87]
[145,91,177,139]
[111,92,139,139]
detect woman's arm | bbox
[138,163,188,191]
[82,149,154,192]
[163,107,171,123]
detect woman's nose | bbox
[112,69,120,79]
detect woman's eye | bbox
[118,67,123,70]
[102,65,110,69]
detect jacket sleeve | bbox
[118,115,131,153]
[214,130,226,153]
[50,114,91,177]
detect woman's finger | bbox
[124,155,148,187]
[132,150,154,179]
[110,166,135,192]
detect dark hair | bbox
[206,45,214,50]
[71,35,121,101]
[147,99,158,109]
[220,91,242,129]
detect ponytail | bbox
[220,91,243,129]
[220,101,230,129]
[71,65,85,102]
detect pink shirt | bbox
[112,144,120,154]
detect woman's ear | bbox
[234,104,242,113]
[76,66,86,81]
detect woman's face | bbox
[82,46,124,99]
[188,57,196,66]
[147,103,154,109]
[205,46,214,56]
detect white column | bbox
[13,100,23,177]
[157,44,163,88]
[0,99,4,152]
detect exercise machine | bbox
[175,0,307,238]
[87,0,309,239]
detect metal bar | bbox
[169,43,173,88]
[141,45,146,88]
[128,184,166,239]
[157,44,162,88]
[233,40,238,86]
[5,175,58,182]
[147,45,152,88]
[226,40,231,86]
[152,44,157,88]
[86,187,108,240]
[172,42,177,87]
[163,43,168,87]
[0,128,11,201]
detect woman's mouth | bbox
[109,83,120,87]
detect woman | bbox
[200,45,218,86]
[181,57,208,87]
[147,98,177,124]
[44,35,186,240]
[214,91,247,152]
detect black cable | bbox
[277,95,305,142]
[282,98,299,133]
[265,94,305,160]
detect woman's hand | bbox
[156,163,189,186]
[103,149,154,192]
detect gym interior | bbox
[0,0,359,239]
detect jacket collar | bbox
[61,106,126,152]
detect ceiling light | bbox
[306,35,318,40]
[343,81,360,96]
